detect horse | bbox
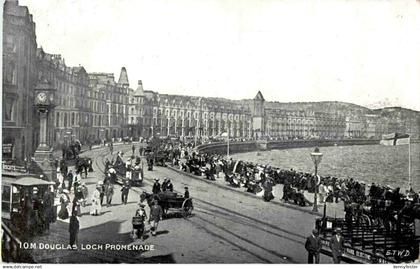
[139,191,160,208]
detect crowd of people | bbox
[152,141,420,233]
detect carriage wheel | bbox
[182,198,193,217]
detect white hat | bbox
[62,189,69,194]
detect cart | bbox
[156,192,194,218]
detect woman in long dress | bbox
[90,186,102,216]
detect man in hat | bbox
[149,200,163,236]
[161,178,168,192]
[166,179,174,192]
[330,227,345,263]
[121,181,130,205]
[184,187,190,199]
[305,229,322,263]
[152,179,161,194]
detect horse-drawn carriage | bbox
[140,191,193,218]
[61,141,82,160]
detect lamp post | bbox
[310,147,323,212]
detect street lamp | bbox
[310,147,323,212]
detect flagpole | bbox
[409,136,412,190]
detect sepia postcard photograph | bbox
[1,0,420,266]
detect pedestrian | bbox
[71,196,81,217]
[184,187,190,198]
[330,227,345,263]
[166,179,174,192]
[83,160,89,178]
[305,229,321,264]
[67,170,74,192]
[105,183,114,207]
[152,179,161,194]
[161,178,168,192]
[42,188,55,232]
[69,215,79,248]
[81,182,89,207]
[58,189,70,220]
[132,144,136,155]
[96,181,105,205]
[121,181,130,205]
[149,200,163,236]
[90,185,102,216]
[73,171,81,191]
[57,168,65,189]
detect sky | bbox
[19,0,420,111]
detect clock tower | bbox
[33,77,56,181]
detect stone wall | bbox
[197,139,382,155]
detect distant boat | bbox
[380,133,410,146]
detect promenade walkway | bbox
[166,162,345,219]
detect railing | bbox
[315,217,420,263]
[1,220,34,263]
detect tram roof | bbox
[2,174,54,186]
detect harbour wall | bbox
[196,139,383,155]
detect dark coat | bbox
[69,216,79,233]
[330,235,345,257]
[150,204,163,222]
[305,235,322,253]
[43,192,55,223]
[152,182,161,194]
[166,183,174,192]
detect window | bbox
[56,112,60,127]
[64,113,68,127]
[3,97,15,121]
[4,61,17,85]
[5,35,16,53]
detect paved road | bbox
[115,147,334,263]
[28,145,334,263]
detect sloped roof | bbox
[254,91,265,101]
[118,67,129,86]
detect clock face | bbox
[37,92,47,103]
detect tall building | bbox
[88,67,130,141]
[2,0,38,163]
[36,48,91,147]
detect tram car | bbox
[2,172,56,238]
